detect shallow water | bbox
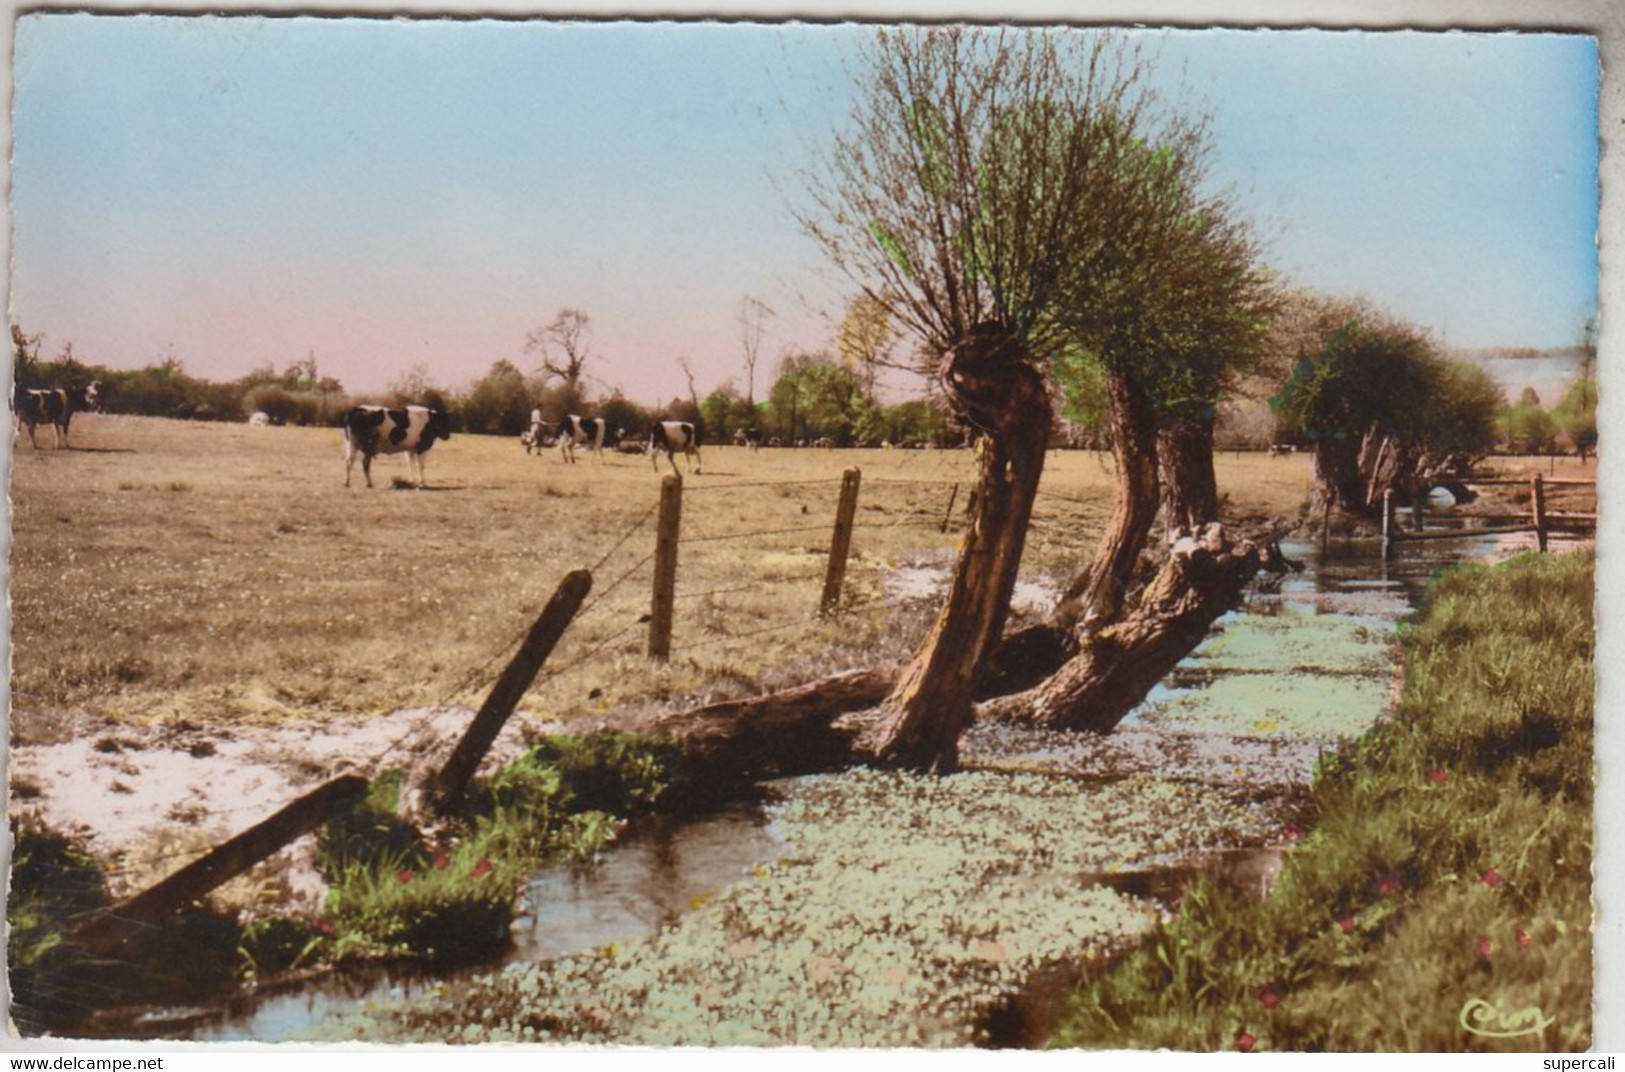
[181,803,782,1043]
[128,527,1547,1045]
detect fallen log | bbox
[636,667,893,788]
[981,526,1265,732]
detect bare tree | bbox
[737,296,774,408]
[526,308,595,395]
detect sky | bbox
[8,16,1601,407]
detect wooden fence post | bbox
[73,774,368,955]
[939,483,960,534]
[1531,475,1549,552]
[820,467,862,615]
[1381,487,1396,560]
[1320,493,1332,555]
[425,568,594,816]
[649,474,683,660]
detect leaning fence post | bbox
[820,467,862,615]
[426,569,593,816]
[1381,487,1396,560]
[73,773,369,955]
[939,482,960,534]
[1531,474,1549,552]
[649,474,683,660]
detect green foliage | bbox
[765,354,879,444]
[1551,379,1597,456]
[458,360,531,436]
[318,734,678,965]
[598,393,653,440]
[242,384,335,426]
[1052,553,1594,1051]
[1426,361,1504,458]
[8,821,248,1033]
[1270,318,1438,445]
[1498,398,1559,454]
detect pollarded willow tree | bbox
[797,26,1215,769]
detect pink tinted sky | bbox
[9,16,1600,407]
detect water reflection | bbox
[185,802,782,1043]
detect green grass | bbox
[1050,551,1594,1052]
[8,732,680,1032]
[316,733,678,965]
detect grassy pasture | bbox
[9,414,1315,731]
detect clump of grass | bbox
[318,733,680,965]
[7,819,248,1034]
[1051,551,1594,1052]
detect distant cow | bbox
[15,381,101,449]
[248,411,271,427]
[558,415,616,464]
[1270,443,1295,457]
[650,421,702,475]
[731,427,762,451]
[342,405,451,489]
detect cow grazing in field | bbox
[730,427,762,451]
[342,405,452,489]
[248,411,272,427]
[557,415,613,464]
[15,381,101,449]
[650,421,702,475]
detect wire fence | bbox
[63,461,1119,892]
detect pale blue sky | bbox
[9,16,1600,404]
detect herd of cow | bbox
[340,406,706,489]
[11,385,956,492]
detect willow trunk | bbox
[862,324,1052,771]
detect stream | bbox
[86,522,1580,1045]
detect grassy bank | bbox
[1051,550,1594,1051]
[8,733,677,1035]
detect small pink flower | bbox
[1235,1030,1256,1053]
[1428,767,1450,786]
[396,868,415,885]
[1477,936,1494,959]
[1376,875,1400,897]
[1282,825,1302,844]
[1336,914,1356,934]
[1259,985,1281,1009]
[310,918,334,936]
[1482,868,1504,889]
[1516,928,1533,949]
[470,857,493,879]
[432,852,450,871]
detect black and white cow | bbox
[15,381,101,449]
[650,421,702,475]
[557,415,612,464]
[731,427,763,451]
[342,405,452,489]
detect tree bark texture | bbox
[862,323,1053,771]
[1312,433,1365,516]
[636,668,891,789]
[1074,367,1161,629]
[1157,415,1221,534]
[982,527,1263,733]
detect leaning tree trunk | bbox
[862,322,1052,772]
[983,527,1264,732]
[1157,414,1221,535]
[1068,366,1162,630]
